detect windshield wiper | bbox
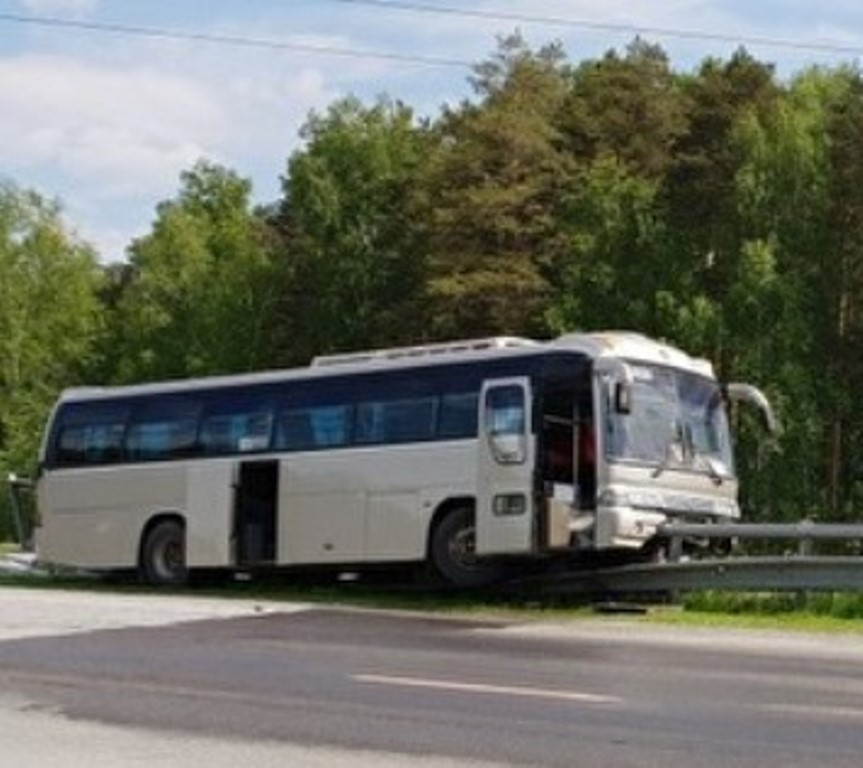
[651,422,685,479]
[650,456,672,479]
[651,423,724,485]
[690,449,724,486]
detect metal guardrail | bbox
[660,521,863,559]
[535,557,863,596]
[504,521,863,597]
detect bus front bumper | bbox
[595,506,668,549]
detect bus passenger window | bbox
[57,422,125,466]
[309,406,352,447]
[355,396,435,444]
[127,422,195,461]
[437,392,478,438]
[237,414,272,452]
[125,397,201,461]
[53,401,129,467]
[277,405,352,451]
[199,418,234,454]
[200,411,272,454]
[56,426,86,466]
[276,410,315,451]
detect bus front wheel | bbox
[140,519,188,586]
[430,506,503,589]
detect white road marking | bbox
[760,703,863,721]
[353,674,621,704]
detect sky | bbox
[1,0,863,263]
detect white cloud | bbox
[0,55,221,194]
[0,40,336,259]
[19,0,99,13]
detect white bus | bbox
[33,332,776,587]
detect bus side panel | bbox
[363,441,477,561]
[185,461,234,568]
[279,453,366,565]
[36,464,186,569]
[278,441,477,566]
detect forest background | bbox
[1,35,862,539]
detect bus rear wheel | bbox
[430,506,504,589]
[140,520,188,586]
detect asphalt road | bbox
[1,588,863,767]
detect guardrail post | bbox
[6,473,34,551]
[6,476,24,548]
[797,519,815,557]
[668,535,684,563]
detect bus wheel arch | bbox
[427,499,504,589]
[138,514,188,586]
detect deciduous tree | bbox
[110,161,280,381]
[0,183,103,476]
[276,97,428,362]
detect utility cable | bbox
[329,0,863,58]
[0,11,473,68]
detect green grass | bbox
[646,605,863,633]
[665,589,863,632]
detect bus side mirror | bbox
[598,361,633,415]
[614,381,632,415]
[725,383,780,437]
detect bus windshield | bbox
[604,363,734,476]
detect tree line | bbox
[1,36,861,538]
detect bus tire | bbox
[429,506,503,589]
[140,519,188,586]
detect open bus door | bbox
[476,378,535,556]
[234,460,278,566]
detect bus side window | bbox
[355,396,436,444]
[56,425,86,466]
[277,410,316,451]
[237,413,272,452]
[57,425,122,466]
[437,392,478,438]
[485,386,525,436]
[199,417,234,454]
[200,411,273,454]
[125,397,201,462]
[484,384,528,465]
[53,403,128,467]
[308,405,352,447]
[277,405,352,451]
[199,388,275,455]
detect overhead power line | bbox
[0,11,473,68]
[330,0,863,58]
[4,5,862,70]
